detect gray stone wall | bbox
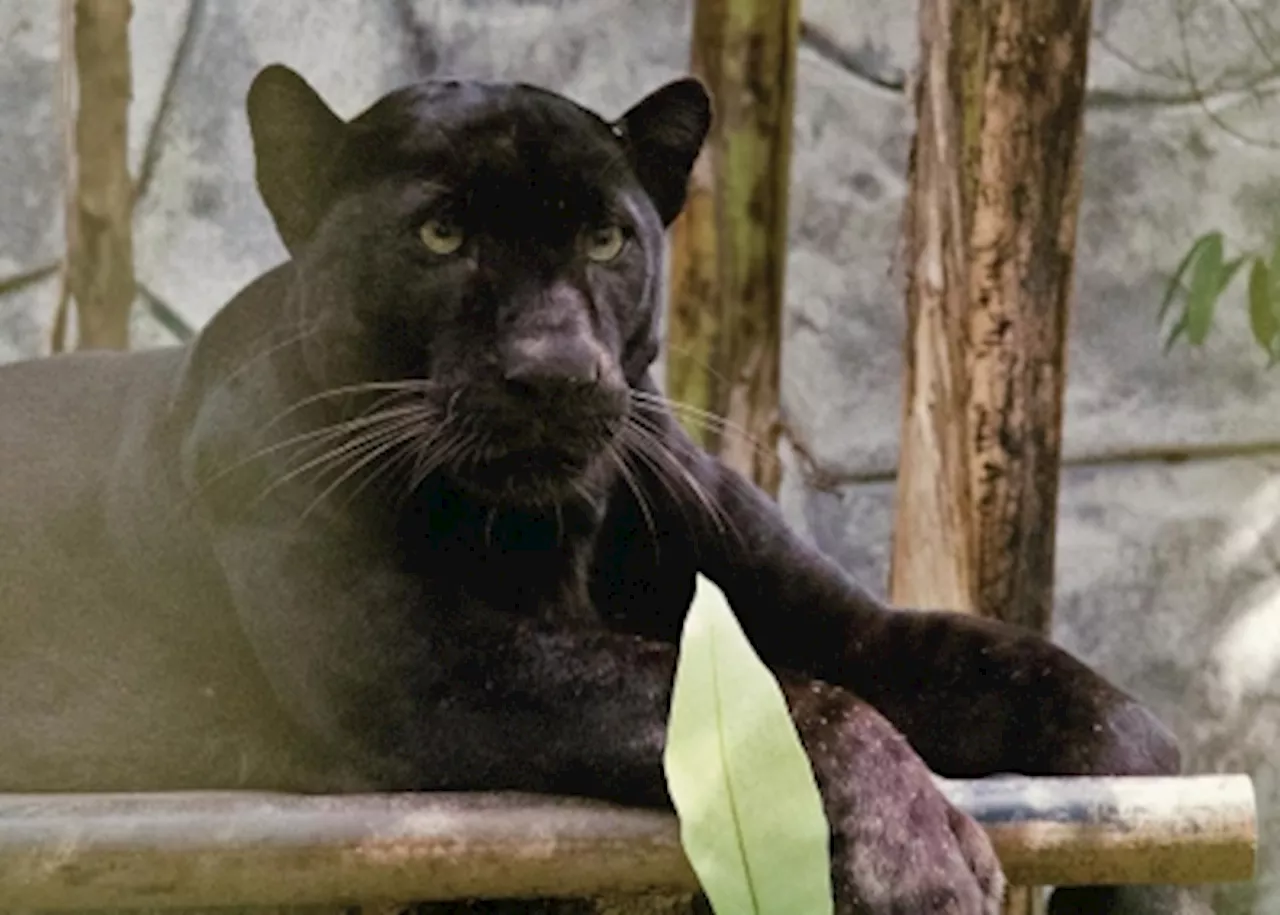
[2,1,1278,912]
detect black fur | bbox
[0,67,1187,914]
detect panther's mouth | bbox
[439,402,624,504]
[466,445,595,485]
[447,440,614,505]
[400,375,628,505]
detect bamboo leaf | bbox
[1218,256,1246,294]
[1249,259,1275,352]
[1270,237,1280,333]
[1159,233,1217,324]
[1185,232,1225,345]
[664,575,834,915]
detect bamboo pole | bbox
[934,775,1256,888]
[664,0,799,495]
[54,0,135,353]
[0,777,1254,910]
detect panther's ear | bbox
[247,64,347,253]
[614,78,712,226]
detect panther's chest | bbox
[393,492,604,628]
[451,543,599,627]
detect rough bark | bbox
[890,0,1093,911]
[665,0,800,496]
[891,0,1089,638]
[57,0,135,352]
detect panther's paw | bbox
[788,682,1005,915]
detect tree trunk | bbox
[665,0,800,496]
[57,0,135,352]
[891,0,1089,632]
[890,0,1092,911]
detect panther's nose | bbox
[502,336,603,394]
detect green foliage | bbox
[663,575,834,915]
[1161,231,1280,364]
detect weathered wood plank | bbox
[0,776,1254,910]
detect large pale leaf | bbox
[664,574,834,915]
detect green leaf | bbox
[1218,256,1247,294]
[664,575,834,915]
[1159,232,1218,324]
[1270,236,1280,334]
[1249,259,1275,352]
[1185,232,1225,345]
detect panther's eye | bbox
[419,218,465,256]
[583,225,626,263]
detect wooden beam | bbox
[0,776,1254,910]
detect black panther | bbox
[0,65,1187,914]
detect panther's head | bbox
[247,65,711,506]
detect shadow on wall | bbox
[1187,477,1280,914]
[1057,460,1280,915]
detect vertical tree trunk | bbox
[891,0,1090,631]
[58,0,135,352]
[890,0,1092,911]
[665,0,800,496]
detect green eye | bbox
[584,225,626,262]
[420,218,465,255]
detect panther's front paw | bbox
[1083,697,1181,777]
[829,780,1004,915]
[788,682,1005,915]
[852,610,1182,780]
